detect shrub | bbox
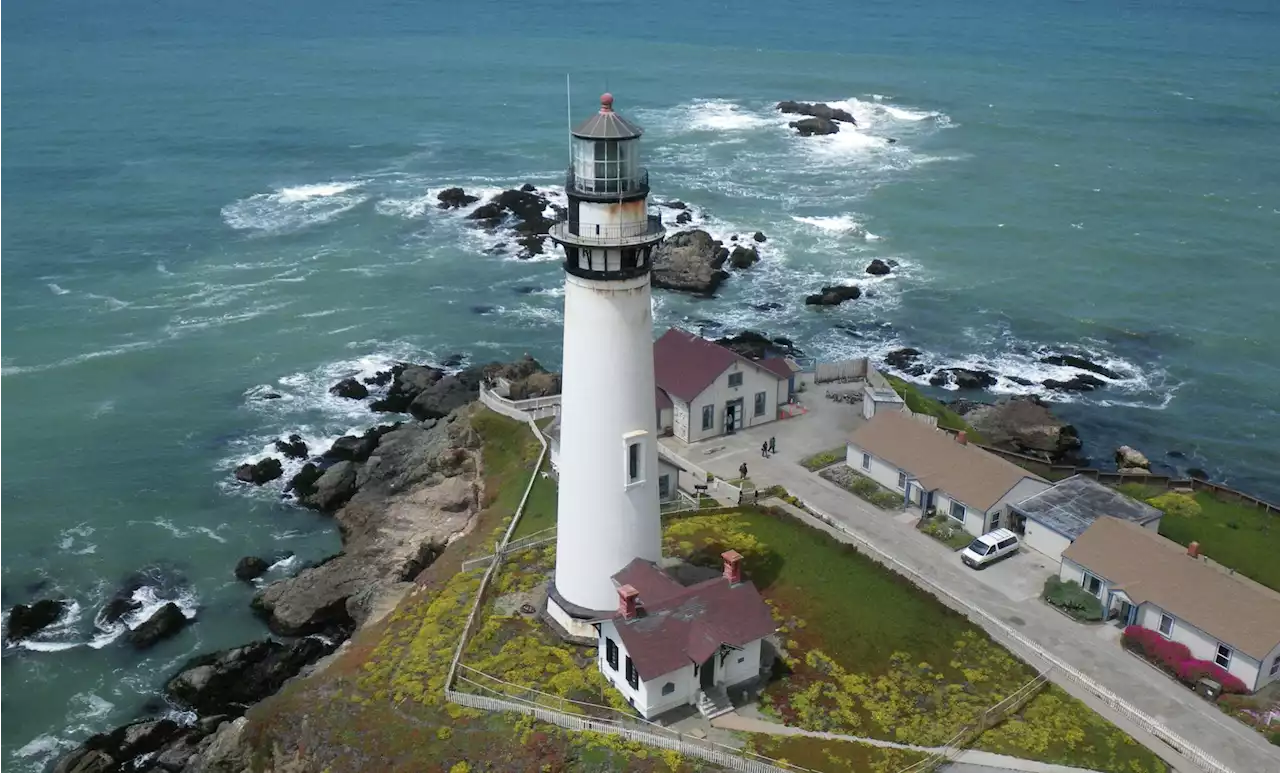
[1122,627,1250,694]
[1175,660,1249,695]
[1146,492,1201,519]
[1042,577,1104,621]
[1269,729,1280,747]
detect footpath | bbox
[670,436,1280,773]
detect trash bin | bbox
[1196,678,1221,701]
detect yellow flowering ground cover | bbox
[663,508,1166,773]
[743,735,928,773]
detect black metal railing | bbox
[550,214,664,244]
[565,167,649,196]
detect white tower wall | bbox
[553,271,662,613]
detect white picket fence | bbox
[792,501,1235,773]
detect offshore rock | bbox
[1040,353,1121,380]
[328,377,368,400]
[234,556,270,582]
[274,434,308,460]
[1042,373,1106,392]
[789,117,840,136]
[436,187,478,209]
[804,284,861,306]
[866,258,892,275]
[234,457,283,485]
[714,331,800,360]
[6,599,67,641]
[956,396,1084,465]
[930,368,997,390]
[728,245,760,269]
[777,100,857,124]
[652,229,730,296]
[127,602,190,649]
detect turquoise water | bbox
[4,0,1278,766]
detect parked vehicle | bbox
[961,528,1020,569]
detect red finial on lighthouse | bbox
[600,93,614,112]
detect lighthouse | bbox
[546,93,667,638]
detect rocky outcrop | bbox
[930,368,997,390]
[233,457,283,485]
[302,461,359,512]
[789,117,839,136]
[1040,354,1121,380]
[166,637,338,716]
[884,348,922,370]
[675,211,693,225]
[6,599,66,641]
[777,101,857,125]
[128,602,190,649]
[728,245,760,269]
[752,231,767,243]
[714,331,800,361]
[804,284,861,306]
[234,557,270,582]
[1115,445,1151,474]
[274,434,308,460]
[465,187,560,259]
[954,396,1084,465]
[1042,373,1106,392]
[53,718,188,773]
[329,377,368,400]
[866,259,892,275]
[254,410,481,636]
[436,187,478,209]
[651,229,730,296]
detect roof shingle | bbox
[653,328,787,403]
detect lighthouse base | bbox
[544,582,611,643]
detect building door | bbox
[724,398,744,433]
[700,655,715,689]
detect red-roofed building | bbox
[597,552,776,719]
[654,328,797,442]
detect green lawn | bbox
[799,447,846,471]
[1118,484,1280,592]
[884,375,986,443]
[662,508,1164,773]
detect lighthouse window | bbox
[594,140,621,193]
[626,441,643,484]
[621,248,638,269]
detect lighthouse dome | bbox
[571,93,643,140]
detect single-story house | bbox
[545,414,682,503]
[1010,475,1163,561]
[845,411,1051,537]
[654,328,795,443]
[597,551,776,719]
[1060,517,1280,693]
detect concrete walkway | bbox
[660,388,1280,773]
[712,712,1106,773]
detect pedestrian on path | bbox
[739,462,748,480]
[768,436,776,455]
[761,441,769,458]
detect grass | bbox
[662,508,1165,773]
[1041,577,1104,622]
[240,406,692,773]
[818,466,903,510]
[1118,484,1280,592]
[799,447,846,471]
[918,515,974,550]
[884,375,986,443]
[742,734,928,773]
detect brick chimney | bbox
[956,431,968,446]
[617,585,640,620]
[722,550,744,585]
[1187,541,1200,558]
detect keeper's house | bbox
[1010,475,1163,562]
[1060,517,1280,693]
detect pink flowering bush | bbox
[1122,626,1249,694]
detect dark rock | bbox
[274,434,308,460]
[99,596,142,626]
[834,323,861,338]
[258,392,282,400]
[53,718,186,773]
[370,363,446,413]
[675,211,693,225]
[234,457,283,486]
[440,353,466,369]
[364,363,407,387]
[329,377,368,400]
[234,557,270,582]
[961,396,1084,465]
[286,463,323,500]
[753,231,767,243]
[776,101,857,125]
[866,259,892,276]
[752,302,784,312]
[471,304,497,315]
[506,371,561,400]
[930,368,997,390]
[6,599,67,641]
[303,461,359,511]
[322,425,399,465]
[519,183,537,193]
[728,245,760,270]
[513,285,540,295]
[1042,373,1106,392]
[804,284,861,306]
[714,331,799,360]
[789,117,840,136]
[651,229,730,296]
[436,187,479,209]
[399,541,445,581]
[467,200,505,224]
[1187,467,1208,480]
[884,348,922,370]
[127,602,190,649]
[165,637,340,716]
[660,200,688,210]
[1166,450,1186,459]
[1040,354,1121,380]
[730,234,738,241]
[1007,375,1034,386]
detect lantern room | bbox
[570,93,648,198]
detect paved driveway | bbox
[662,407,1280,773]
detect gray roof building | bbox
[1012,474,1162,540]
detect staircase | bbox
[696,685,733,719]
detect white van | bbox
[961,528,1019,569]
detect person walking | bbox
[761,441,769,458]
[768,436,776,455]
[739,462,749,480]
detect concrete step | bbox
[696,686,734,720]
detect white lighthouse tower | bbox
[546,93,666,638]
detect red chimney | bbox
[617,585,639,620]
[722,550,743,585]
[957,431,968,446]
[1187,542,1200,558]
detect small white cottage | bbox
[596,551,776,719]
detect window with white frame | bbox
[949,501,967,523]
[1270,655,1280,677]
[623,432,646,486]
[701,404,714,431]
[897,471,906,489]
[728,372,743,388]
[861,452,871,470]
[1083,573,1102,597]
[1215,644,1232,669]
[1158,613,1174,637]
[754,391,766,416]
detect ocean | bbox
[3,0,1278,767]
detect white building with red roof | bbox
[596,551,776,719]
